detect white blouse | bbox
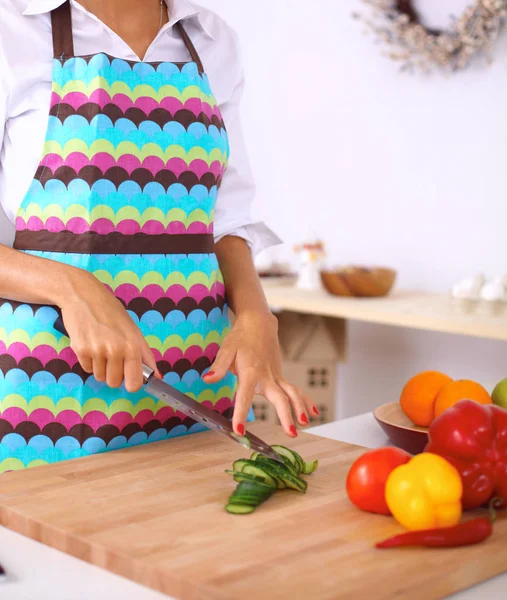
[0,0,280,255]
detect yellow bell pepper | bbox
[385,452,463,531]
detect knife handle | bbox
[52,316,155,384]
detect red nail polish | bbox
[237,424,245,436]
[313,406,320,416]
[203,371,215,380]
[289,425,297,437]
[300,413,309,425]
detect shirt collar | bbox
[23,0,215,39]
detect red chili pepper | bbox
[376,498,502,549]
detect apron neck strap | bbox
[176,21,205,75]
[50,1,205,74]
[51,0,75,59]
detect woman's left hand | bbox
[202,310,318,438]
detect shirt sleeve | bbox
[0,45,10,234]
[213,35,282,257]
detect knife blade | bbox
[52,316,284,463]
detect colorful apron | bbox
[0,1,246,472]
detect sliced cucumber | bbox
[227,480,275,512]
[234,480,276,497]
[233,459,282,488]
[230,433,252,449]
[272,445,305,475]
[232,459,250,472]
[249,460,286,490]
[226,446,318,514]
[275,456,300,478]
[241,464,278,488]
[280,472,307,493]
[292,452,306,475]
[271,445,298,468]
[226,504,255,515]
[228,496,264,507]
[303,459,319,475]
[255,456,299,481]
[225,471,269,485]
[254,458,307,493]
[254,452,298,477]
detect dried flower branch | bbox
[354,0,507,72]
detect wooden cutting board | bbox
[0,422,505,600]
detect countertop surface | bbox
[0,414,505,600]
[261,284,507,342]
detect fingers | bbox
[264,382,297,438]
[278,380,313,427]
[77,353,93,375]
[124,337,162,392]
[92,355,107,382]
[232,371,257,436]
[203,345,235,383]
[73,335,157,393]
[106,353,124,389]
[122,340,144,393]
[140,336,163,380]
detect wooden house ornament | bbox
[253,311,346,426]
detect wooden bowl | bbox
[320,267,397,298]
[374,402,429,455]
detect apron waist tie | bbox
[13,231,215,255]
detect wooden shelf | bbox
[261,283,507,342]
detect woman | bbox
[0,0,317,471]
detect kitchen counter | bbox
[0,415,505,600]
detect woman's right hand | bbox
[60,271,161,392]
[0,244,160,392]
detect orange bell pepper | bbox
[385,453,463,531]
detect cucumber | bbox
[254,458,307,493]
[253,453,298,477]
[270,445,298,468]
[225,471,269,485]
[230,433,252,449]
[226,446,318,514]
[241,465,278,489]
[234,481,276,498]
[226,504,255,515]
[227,480,275,512]
[292,452,306,475]
[232,459,250,472]
[276,456,300,478]
[280,472,307,493]
[234,460,283,489]
[303,460,319,475]
[254,456,299,481]
[228,496,265,507]
[249,460,287,490]
[272,445,305,475]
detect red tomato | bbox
[346,447,411,515]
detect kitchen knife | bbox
[52,316,284,463]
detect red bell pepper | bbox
[425,399,507,510]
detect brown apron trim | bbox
[13,231,215,255]
[51,1,74,59]
[176,22,205,75]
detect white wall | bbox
[198,0,507,417]
[1,0,506,418]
